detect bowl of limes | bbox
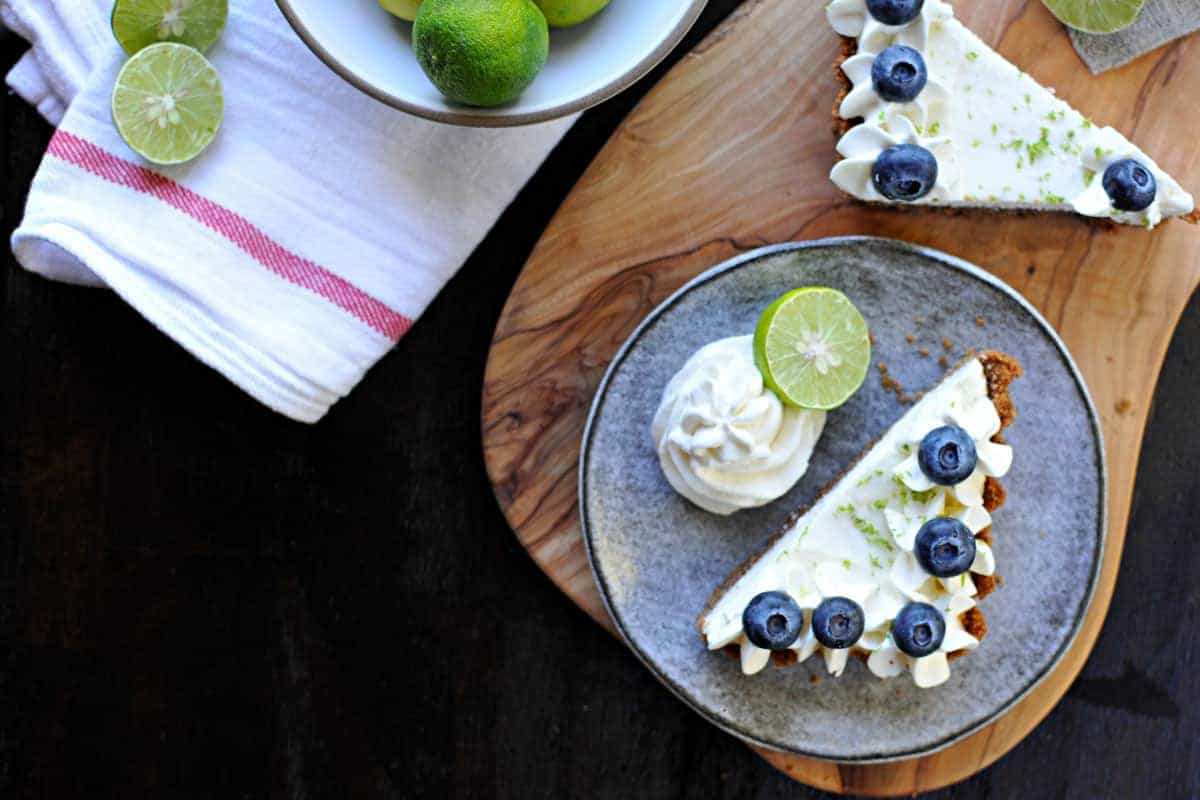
[275,0,707,126]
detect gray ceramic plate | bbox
[579,237,1106,763]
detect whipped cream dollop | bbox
[827,0,953,55]
[1071,126,1195,228]
[651,336,826,515]
[825,0,1194,226]
[838,51,950,132]
[700,358,1012,688]
[830,114,960,204]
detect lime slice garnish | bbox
[753,288,872,410]
[111,43,224,166]
[111,0,229,55]
[1040,0,1144,34]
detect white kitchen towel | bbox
[3,0,574,422]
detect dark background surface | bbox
[2,3,1199,798]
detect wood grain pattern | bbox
[482,0,1200,794]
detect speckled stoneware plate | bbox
[579,237,1106,763]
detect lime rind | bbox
[111,42,224,165]
[1040,0,1145,34]
[111,0,229,55]
[753,287,872,411]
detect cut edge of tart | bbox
[697,351,1020,688]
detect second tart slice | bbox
[826,0,1194,227]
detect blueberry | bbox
[871,45,927,103]
[866,0,924,26]
[1102,158,1157,212]
[743,591,804,650]
[892,601,946,657]
[917,425,977,485]
[914,517,976,577]
[872,145,938,202]
[811,596,865,650]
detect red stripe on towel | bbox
[47,130,413,341]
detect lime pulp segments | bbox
[111,0,229,55]
[753,288,872,411]
[111,43,224,165]
[1040,0,1144,34]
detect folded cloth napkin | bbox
[1070,0,1200,73]
[3,0,573,422]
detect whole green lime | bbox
[413,0,549,107]
[535,0,609,27]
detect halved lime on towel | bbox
[111,0,229,55]
[111,43,224,165]
[753,288,871,410]
[1040,0,1145,34]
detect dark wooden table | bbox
[2,5,1198,798]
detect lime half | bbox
[1040,0,1144,34]
[112,0,229,55]
[753,288,871,410]
[112,43,224,165]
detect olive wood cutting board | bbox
[481,0,1200,793]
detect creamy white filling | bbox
[826,0,1194,227]
[700,358,1011,688]
[651,336,826,515]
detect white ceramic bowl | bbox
[275,0,708,127]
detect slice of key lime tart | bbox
[825,0,1194,228]
[698,351,1020,688]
